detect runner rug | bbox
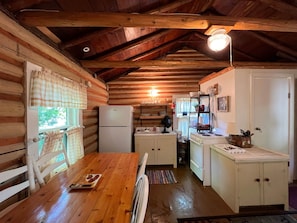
[177,211,297,223]
[146,169,177,184]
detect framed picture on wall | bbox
[217,96,229,112]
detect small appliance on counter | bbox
[161,115,172,133]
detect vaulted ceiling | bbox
[1,0,297,82]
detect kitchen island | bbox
[210,144,289,213]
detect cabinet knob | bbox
[152,148,155,151]
[264,178,270,182]
[255,178,260,182]
[158,148,160,151]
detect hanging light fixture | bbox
[207,29,231,51]
[207,28,233,66]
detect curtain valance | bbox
[30,69,87,109]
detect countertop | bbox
[134,131,177,136]
[211,144,289,163]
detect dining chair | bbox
[32,131,70,186]
[137,153,148,181]
[0,164,30,217]
[32,148,70,186]
[131,174,149,223]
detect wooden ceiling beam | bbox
[247,31,297,58]
[259,0,297,17]
[17,12,297,32]
[82,60,230,68]
[61,0,193,49]
[93,29,189,61]
[81,60,297,68]
[2,0,47,12]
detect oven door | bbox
[190,140,204,182]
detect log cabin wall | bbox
[0,11,108,177]
[107,49,204,130]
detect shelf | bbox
[139,103,168,125]
[140,103,168,106]
[139,115,165,120]
[189,94,211,134]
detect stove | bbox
[189,132,227,186]
[190,132,226,144]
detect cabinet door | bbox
[263,162,288,206]
[156,136,175,165]
[190,141,204,181]
[237,163,262,206]
[135,137,156,165]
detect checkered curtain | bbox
[39,130,68,181]
[66,126,84,165]
[30,69,87,109]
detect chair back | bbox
[0,165,30,216]
[32,149,70,186]
[32,131,70,186]
[137,153,148,181]
[131,174,149,223]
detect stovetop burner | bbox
[201,133,211,136]
[199,132,222,137]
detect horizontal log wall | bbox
[0,11,108,173]
[0,52,26,169]
[107,67,200,130]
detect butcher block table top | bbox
[0,152,139,223]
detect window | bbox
[26,62,85,190]
[38,107,67,131]
[173,96,198,139]
[38,107,79,152]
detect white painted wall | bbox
[201,67,296,181]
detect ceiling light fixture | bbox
[207,28,233,66]
[207,29,230,51]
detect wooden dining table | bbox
[0,152,139,223]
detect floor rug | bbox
[177,211,297,223]
[146,169,177,184]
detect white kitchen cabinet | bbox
[237,162,288,207]
[135,134,177,168]
[210,144,289,213]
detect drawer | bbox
[190,159,203,181]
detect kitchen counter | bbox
[134,126,177,136]
[134,127,177,167]
[211,144,289,163]
[134,131,176,136]
[210,143,289,213]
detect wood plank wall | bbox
[107,49,204,131]
[0,12,108,175]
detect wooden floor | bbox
[144,164,295,223]
[144,165,234,223]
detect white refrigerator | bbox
[99,105,133,153]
